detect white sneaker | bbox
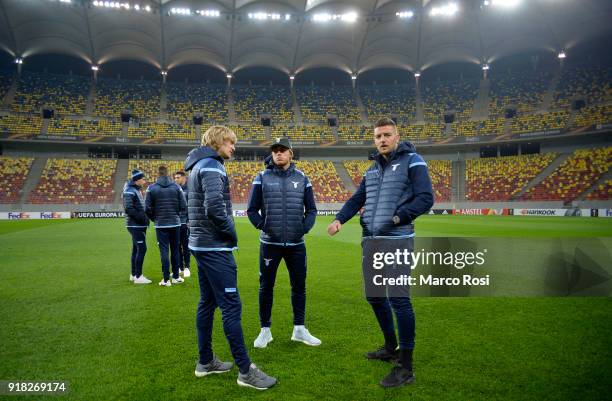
[171,277,184,284]
[159,280,172,287]
[129,275,135,282]
[183,268,191,278]
[134,275,152,284]
[291,326,321,346]
[254,327,273,348]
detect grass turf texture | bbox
[0,216,611,400]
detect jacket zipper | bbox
[281,170,287,246]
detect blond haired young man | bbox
[184,126,277,390]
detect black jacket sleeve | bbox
[303,181,317,233]
[201,169,236,240]
[178,185,187,218]
[335,177,366,224]
[247,174,264,229]
[144,188,155,222]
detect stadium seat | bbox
[422,79,479,121]
[166,82,227,123]
[553,65,611,109]
[11,71,90,115]
[465,153,557,201]
[572,104,612,128]
[489,69,551,116]
[507,111,570,134]
[0,156,34,203]
[296,85,361,123]
[359,84,416,124]
[29,158,117,204]
[271,125,334,143]
[520,147,611,202]
[0,115,43,136]
[47,118,122,137]
[94,78,160,119]
[586,179,611,200]
[233,85,293,123]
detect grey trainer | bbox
[236,363,277,390]
[195,356,233,377]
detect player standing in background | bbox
[123,169,151,284]
[184,125,276,390]
[173,170,191,278]
[247,137,320,348]
[327,117,434,388]
[145,165,187,287]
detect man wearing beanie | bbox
[122,169,151,284]
[247,137,320,348]
[145,165,187,287]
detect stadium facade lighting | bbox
[351,74,357,80]
[482,64,490,70]
[312,12,358,23]
[289,75,295,80]
[248,12,281,20]
[414,72,420,77]
[91,65,99,71]
[226,73,232,79]
[92,1,148,11]
[430,2,459,17]
[488,0,521,7]
[171,7,191,16]
[15,58,23,65]
[161,70,167,76]
[558,51,566,59]
[396,11,414,19]
[196,9,220,18]
[285,14,291,21]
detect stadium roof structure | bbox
[0,0,611,77]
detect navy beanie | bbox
[131,169,145,182]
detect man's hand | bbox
[327,220,342,236]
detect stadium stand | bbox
[28,158,117,204]
[11,71,89,115]
[337,125,368,141]
[127,122,196,140]
[0,69,13,101]
[520,147,612,202]
[507,111,570,134]
[166,82,227,123]
[421,79,479,121]
[233,85,293,123]
[294,160,351,203]
[94,78,160,119]
[359,84,416,124]
[0,114,43,136]
[271,125,334,143]
[489,69,551,116]
[553,65,611,109]
[0,156,34,203]
[466,153,557,201]
[47,118,122,137]
[572,104,612,128]
[296,85,361,123]
[230,125,266,141]
[586,179,611,200]
[343,159,451,203]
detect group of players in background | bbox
[121,118,433,390]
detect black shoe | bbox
[365,346,399,361]
[380,366,415,388]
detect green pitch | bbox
[0,216,611,400]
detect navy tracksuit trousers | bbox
[127,227,147,278]
[363,239,416,350]
[259,242,307,328]
[155,227,181,281]
[178,223,190,270]
[193,250,251,374]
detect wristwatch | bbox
[392,215,401,225]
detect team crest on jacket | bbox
[292,181,299,188]
[264,258,273,266]
[392,163,401,171]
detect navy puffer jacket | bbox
[144,176,186,228]
[247,156,317,246]
[122,180,149,228]
[184,146,237,251]
[336,141,434,238]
